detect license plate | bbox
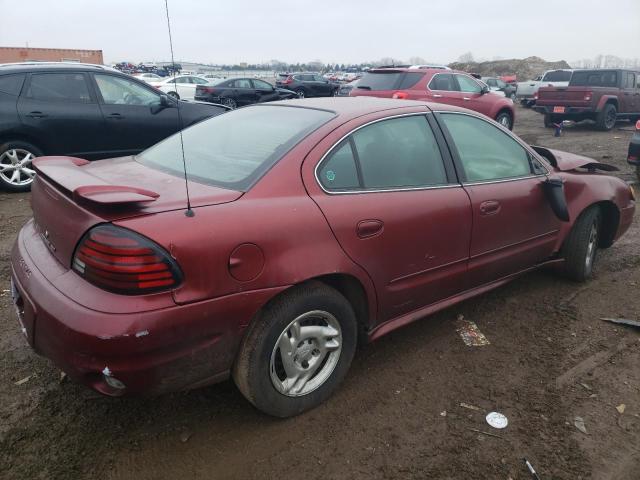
[553,106,565,113]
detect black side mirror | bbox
[151,94,174,114]
[542,177,570,222]
[481,85,490,95]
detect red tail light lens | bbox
[392,91,409,99]
[636,120,640,130]
[584,91,592,101]
[72,225,182,295]
[284,76,293,84]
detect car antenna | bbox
[164,0,194,217]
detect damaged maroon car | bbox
[10,98,635,417]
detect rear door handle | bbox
[107,113,125,120]
[463,97,471,101]
[26,111,47,118]
[357,219,384,239]
[432,94,443,98]
[479,200,501,215]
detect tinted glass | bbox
[235,79,252,88]
[192,77,209,85]
[0,74,25,96]
[496,79,507,88]
[95,74,160,106]
[356,72,402,90]
[542,70,572,82]
[456,75,482,93]
[624,73,636,89]
[570,70,618,87]
[441,113,532,182]
[397,72,424,89]
[253,79,272,89]
[352,116,447,189]
[26,73,91,103]
[318,141,359,190]
[486,79,497,87]
[138,106,334,191]
[429,74,457,91]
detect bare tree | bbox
[457,52,474,63]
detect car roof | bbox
[0,62,118,74]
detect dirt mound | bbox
[448,56,571,81]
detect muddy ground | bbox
[1,106,639,480]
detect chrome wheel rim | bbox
[223,98,237,109]
[0,149,36,186]
[270,310,342,397]
[297,90,305,98]
[498,114,511,128]
[585,222,598,270]
[605,109,616,129]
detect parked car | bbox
[10,97,634,418]
[516,69,573,107]
[275,73,338,98]
[335,80,359,97]
[148,75,210,100]
[194,77,297,108]
[628,119,640,181]
[0,62,227,191]
[534,69,640,130]
[350,68,515,129]
[482,77,517,99]
[133,73,163,83]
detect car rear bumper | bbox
[533,105,596,116]
[10,219,286,396]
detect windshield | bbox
[542,70,572,82]
[137,106,334,191]
[570,70,618,87]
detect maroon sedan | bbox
[10,98,635,417]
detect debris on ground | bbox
[14,375,33,385]
[616,404,626,414]
[455,315,490,346]
[574,416,588,434]
[459,402,482,412]
[179,430,192,443]
[600,317,640,329]
[524,458,542,480]
[467,428,502,439]
[486,412,509,429]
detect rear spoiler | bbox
[33,157,159,205]
[531,146,619,172]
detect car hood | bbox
[531,146,619,172]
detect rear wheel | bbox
[222,97,237,109]
[233,281,357,417]
[595,103,617,131]
[0,141,42,192]
[495,111,513,130]
[561,207,601,282]
[295,89,306,99]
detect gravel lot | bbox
[1,105,639,480]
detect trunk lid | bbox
[537,87,592,107]
[31,156,242,268]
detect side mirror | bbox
[481,85,490,95]
[160,94,173,107]
[542,177,570,222]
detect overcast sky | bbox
[1,0,638,65]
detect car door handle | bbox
[479,200,501,215]
[357,219,384,239]
[26,111,47,118]
[432,94,443,98]
[463,97,471,101]
[106,113,125,120]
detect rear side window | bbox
[0,74,25,96]
[428,74,457,91]
[542,71,572,82]
[356,72,402,91]
[318,115,448,191]
[26,73,92,103]
[397,73,424,89]
[570,70,618,87]
[624,72,636,89]
[440,113,534,182]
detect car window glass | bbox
[624,73,635,89]
[486,79,496,87]
[456,75,482,93]
[357,72,402,90]
[397,72,424,89]
[95,74,160,106]
[570,70,618,87]
[26,73,92,103]
[192,77,208,85]
[253,79,272,89]
[235,79,252,88]
[542,70,572,82]
[352,116,447,189]
[497,79,506,88]
[0,74,25,96]
[318,141,359,190]
[441,113,532,182]
[429,74,457,91]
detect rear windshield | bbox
[356,72,423,91]
[137,106,334,191]
[541,70,572,82]
[570,70,618,87]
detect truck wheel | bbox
[0,141,42,192]
[233,281,357,417]
[544,114,554,128]
[561,207,601,282]
[595,103,617,131]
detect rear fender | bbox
[596,95,618,112]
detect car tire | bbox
[295,89,306,99]
[222,98,237,109]
[233,281,357,418]
[167,91,180,100]
[561,207,601,282]
[0,140,42,193]
[509,92,517,101]
[595,103,617,131]
[495,111,513,130]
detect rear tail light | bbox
[636,120,640,130]
[72,225,182,295]
[533,92,539,100]
[198,87,217,94]
[283,76,293,84]
[584,91,592,101]
[392,91,409,99]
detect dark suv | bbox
[275,73,338,98]
[0,62,227,192]
[534,69,640,130]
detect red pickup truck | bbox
[534,69,640,131]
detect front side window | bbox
[440,113,535,182]
[456,75,482,93]
[26,73,91,103]
[95,74,160,106]
[191,77,209,85]
[0,74,25,96]
[428,74,457,92]
[235,79,252,88]
[318,115,448,191]
[138,105,334,191]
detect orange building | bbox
[0,46,103,64]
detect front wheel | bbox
[295,89,306,99]
[167,91,180,100]
[495,111,513,130]
[0,141,42,192]
[561,207,601,282]
[233,281,357,417]
[222,97,237,109]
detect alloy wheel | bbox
[0,149,37,187]
[605,109,616,130]
[296,90,305,99]
[270,310,342,397]
[223,98,237,109]
[585,222,598,271]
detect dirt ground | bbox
[1,106,639,480]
